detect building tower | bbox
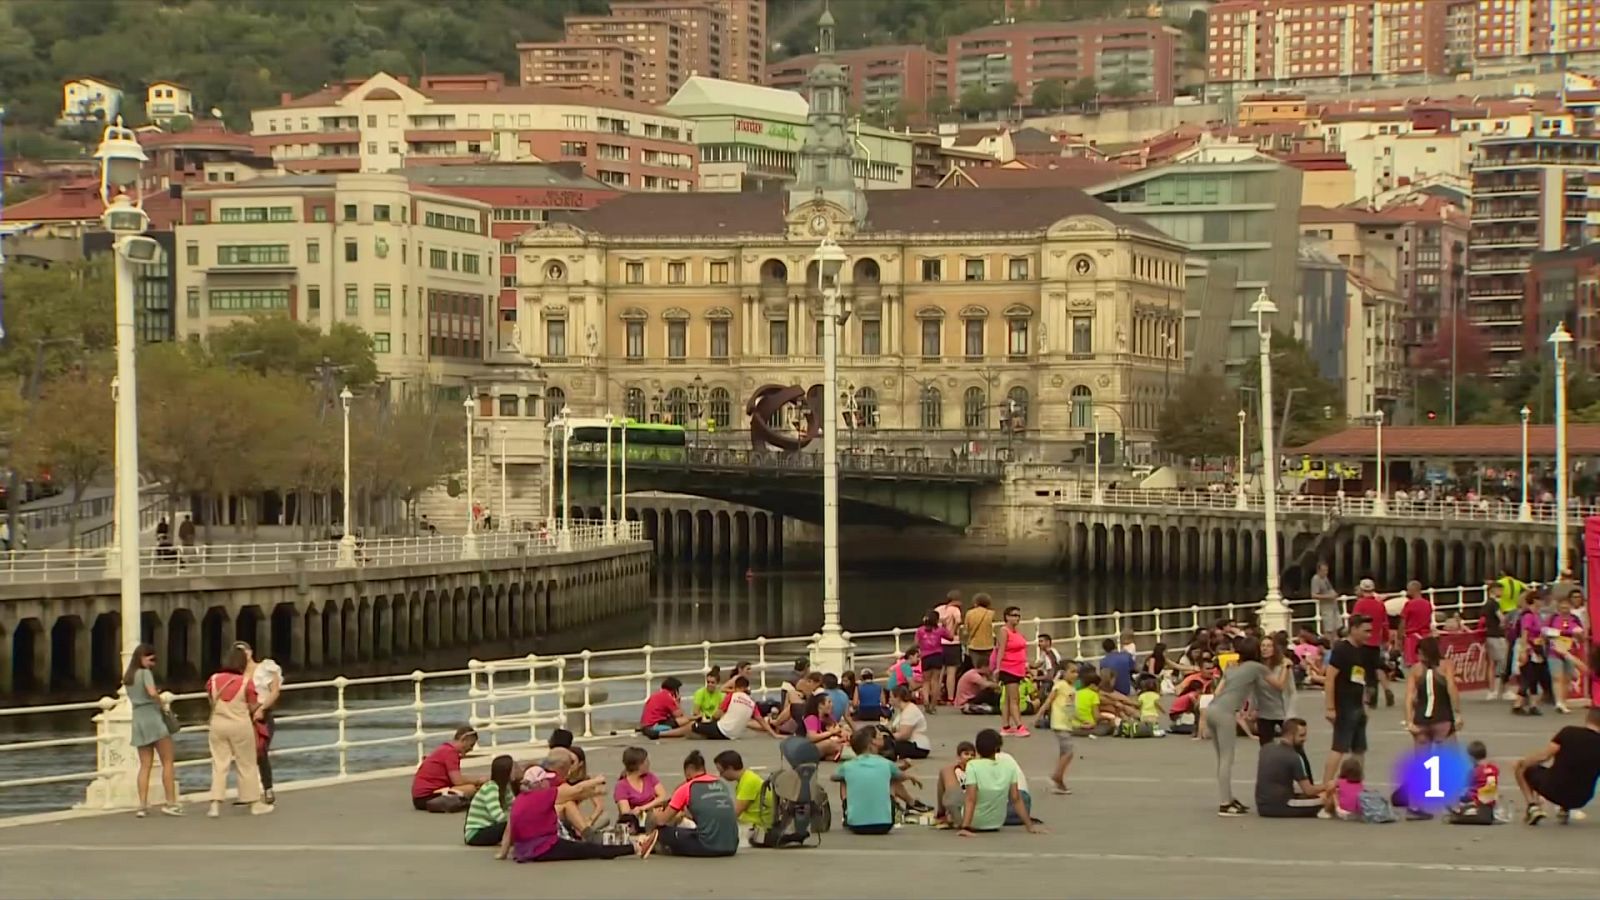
[788,4,867,226]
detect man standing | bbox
[1515,707,1600,825]
[1310,562,1340,635]
[1350,580,1394,708]
[1399,580,1434,671]
[1322,615,1373,788]
[1255,718,1326,818]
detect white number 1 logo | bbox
[1423,755,1445,798]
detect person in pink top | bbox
[1399,580,1434,667]
[915,612,955,711]
[1547,591,1588,714]
[993,606,1031,737]
[936,591,964,707]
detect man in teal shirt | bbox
[958,729,1041,835]
[832,728,918,834]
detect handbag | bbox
[161,706,182,735]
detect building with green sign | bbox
[665,76,914,192]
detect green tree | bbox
[958,83,992,114]
[1107,74,1142,99]
[1239,331,1343,449]
[354,394,465,533]
[1156,368,1237,462]
[206,316,377,388]
[0,260,114,381]
[1030,78,1065,111]
[13,357,114,547]
[926,91,952,119]
[992,81,1020,112]
[1066,76,1098,108]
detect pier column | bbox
[287,605,306,669]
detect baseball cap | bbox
[1358,578,1376,592]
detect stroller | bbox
[750,736,833,848]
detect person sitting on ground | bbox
[691,668,724,722]
[833,727,924,834]
[953,663,1000,715]
[1136,675,1163,728]
[853,669,887,722]
[957,729,1040,836]
[613,746,668,831]
[1099,638,1137,697]
[936,741,978,825]
[839,671,859,715]
[691,675,776,740]
[1169,657,1219,736]
[640,677,694,739]
[497,758,650,862]
[1095,666,1141,721]
[650,750,740,857]
[1070,672,1118,737]
[769,672,819,735]
[1514,706,1600,825]
[1448,740,1500,825]
[1254,719,1327,818]
[1325,755,1372,821]
[800,692,849,760]
[886,647,923,696]
[775,657,810,707]
[465,755,517,846]
[714,750,774,842]
[412,725,485,812]
[887,685,932,760]
[1015,672,1041,716]
[822,673,852,721]
[993,735,1036,826]
[563,747,609,837]
[549,728,575,752]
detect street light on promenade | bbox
[462,396,478,559]
[1235,409,1247,511]
[1550,323,1573,573]
[810,236,851,674]
[497,425,508,532]
[1372,409,1387,516]
[559,405,573,550]
[1519,404,1533,523]
[1251,289,1291,635]
[604,412,614,540]
[337,387,356,567]
[86,120,158,808]
[545,412,557,530]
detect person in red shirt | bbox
[1349,579,1395,708]
[640,677,694,739]
[1399,581,1435,667]
[411,725,485,812]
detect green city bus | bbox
[568,420,688,462]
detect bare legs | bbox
[137,737,179,812]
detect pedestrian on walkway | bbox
[963,594,996,672]
[205,645,273,818]
[124,643,182,818]
[1310,561,1340,634]
[1322,616,1373,789]
[995,606,1030,737]
[936,590,964,705]
[1202,637,1279,817]
[236,641,282,805]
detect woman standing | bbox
[1403,636,1462,820]
[236,641,282,805]
[995,606,1030,737]
[1201,637,1278,816]
[914,612,953,711]
[1548,591,1587,714]
[125,644,182,818]
[1255,634,1296,744]
[206,645,273,817]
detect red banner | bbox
[1439,631,1493,692]
[1586,516,1600,705]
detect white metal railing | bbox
[58,492,173,552]
[0,520,644,584]
[1066,487,1596,525]
[0,582,1496,814]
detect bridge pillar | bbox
[0,624,11,695]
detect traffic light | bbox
[1426,410,1437,421]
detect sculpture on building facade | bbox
[746,383,824,452]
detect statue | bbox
[1115,323,1127,352]
[585,324,599,357]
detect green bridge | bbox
[564,447,1002,528]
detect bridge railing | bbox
[0,520,645,585]
[568,444,1004,480]
[1068,487,1595,524]
[0,582,1495,816]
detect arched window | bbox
[760,258,787,284]
[853,258,880,283]
[963,386,987,428]
[853,386,878,429]
[546,386,567,418]
[708,386,731,428]
[1069,385,1093,429]
[920,386,943,431]
[1006,386,1029,430]
[624,386,645,421]
[665,387,688,424]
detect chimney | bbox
[280,91,293,104]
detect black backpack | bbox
[750,736,832,848]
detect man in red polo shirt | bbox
[411,725,484,812]
[1349,579,1395,708]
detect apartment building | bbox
[718,0,767,84]
[172,173,499,391]
[250,72,697,191]
[946,20,1181,104]
[562,12,692,104]
[767,45,947,117]
[1468,134,1600,374]
[1526,244,1600,373]
[1474,0,1600,74]
[516,42,644,99]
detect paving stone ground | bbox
[2,697,1596,899]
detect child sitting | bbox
[1447,740,1500,825]
[853,669,887,722]
[1070,672,1119,737]
[1136,675,1164,730]
[1324,756,1397,823]
[935,741,977,825]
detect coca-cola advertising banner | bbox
[1440,631,1587,700]
[1587,516,1600,704]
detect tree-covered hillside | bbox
[0,0,608,129]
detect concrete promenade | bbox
[1,697,1595,899]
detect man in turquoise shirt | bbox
[958,728,1041,835]
[831,728,917,834]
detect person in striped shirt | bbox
[465,756,516,846]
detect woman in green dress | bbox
[124,643,183,817]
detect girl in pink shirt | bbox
[994,606,1031,737]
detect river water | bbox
[0,564,1252,815]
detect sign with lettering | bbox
[1440,629,1585,699]
[734,118,798,141]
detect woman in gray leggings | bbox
[1202,637,1286,817]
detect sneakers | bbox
[134,808,147,818]
[1013,726,1032,738]
[635,831,659,859]
[1000,727,1017,736]
[1316,809,1333,820]
[1405,809,1434,821]
[1525,805,1547,826]
[160,804,184,817]
[1557,809,1572,826]
[907,800,934,814]
[1050,781,1072,796]
[1556,703,1571,715]
[206,801,221,819]
[1217,800,1249,817]
[249,802,275,816]
[1528,706,1544,716]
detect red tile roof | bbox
[268,75,669,116]
[941,159,1124,190]
[1292,425,1600,458]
